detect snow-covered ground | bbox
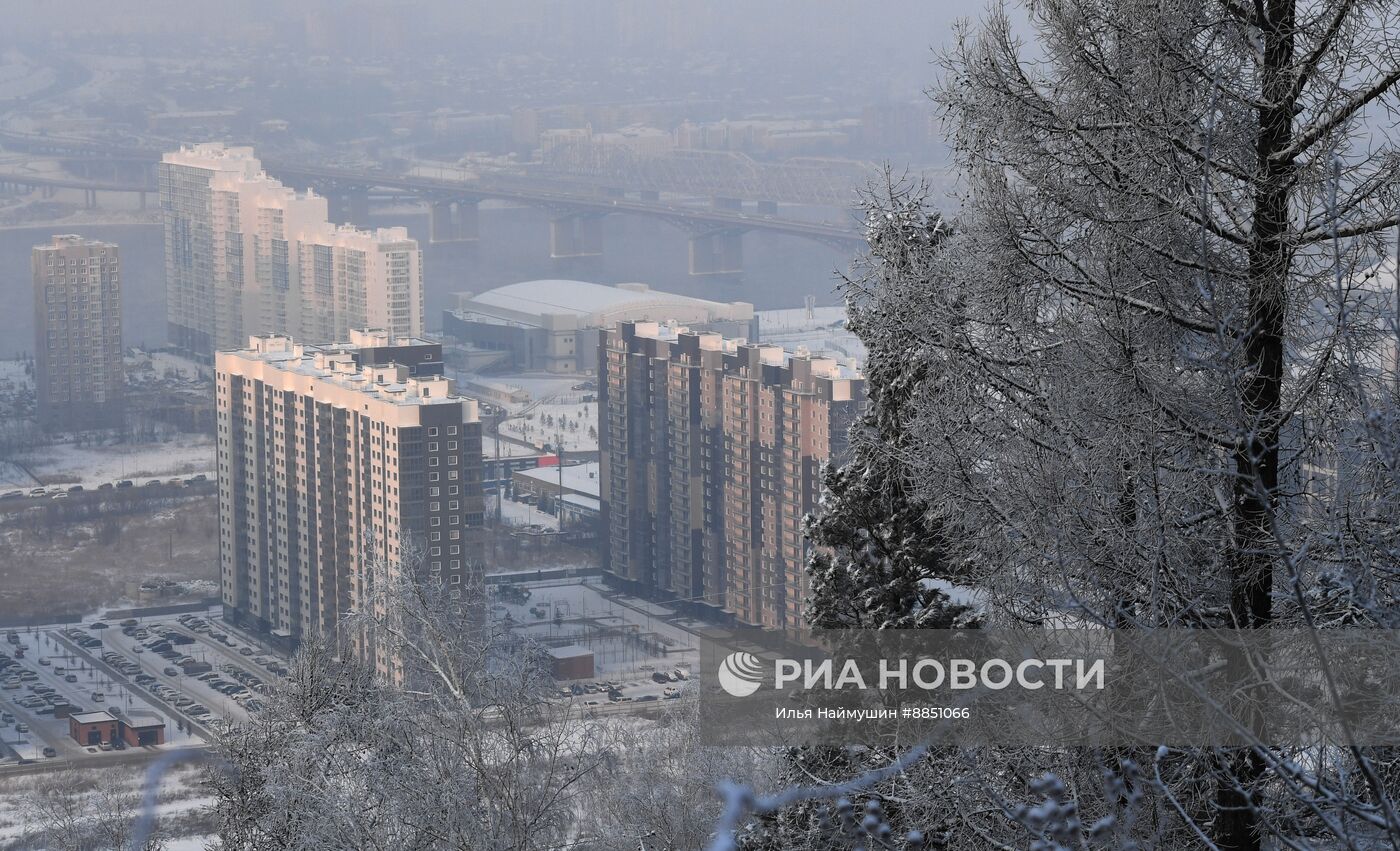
[0,360,33,391]
[500,401,598,453]
[488,577,699,688]
[0,461,38,490]
[757,305,867,362]
[483,434,542,459]
[456,372,587,414]
[757,305,849,333]
[490,494,555,527]
[127,350,212,384]
[0,761,214,848]
[14,434,215,488]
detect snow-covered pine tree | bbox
[805,178,980,632]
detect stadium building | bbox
[442,279,755,374]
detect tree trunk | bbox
[1219,2,1295,848]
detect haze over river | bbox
[0,204,856,354]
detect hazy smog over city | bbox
[0,2,1398,849]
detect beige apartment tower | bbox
[162,143,423,358]
[32,235,125,431]
[599,320,864,632]
[216,331,483,668]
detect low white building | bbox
[443,280,755,373]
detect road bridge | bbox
[0,130,866,275]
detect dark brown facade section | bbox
[600,321,864,632]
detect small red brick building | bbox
[67,710,167,747]
[69,711,119,746]
[548,644,595,680]
[120,712,166,747]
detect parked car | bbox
[42,747,56,758]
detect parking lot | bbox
[488,577,700,711]
[0,608,287,771]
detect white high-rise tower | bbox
[160,143,423,358]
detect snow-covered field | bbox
[456,372,586,413]
[127,350,212,384]
[14,434,215,488]
[0,360,33,391]
[501,401,598,453]
[490,494,555,527]
[0,761,215,848]
[0,460,38,490]
[489,576,699,679]
[757,305,867,362]
[483,434,542,459]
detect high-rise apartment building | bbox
[161,143,423,358]
[216,330,484,667]
[599,320,864,632]
[32,235,125,430]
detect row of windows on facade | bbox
[42,254,112,265]
[41,282,120,296]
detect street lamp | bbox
[556,430,565,533]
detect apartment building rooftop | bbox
[37,234,118,251]
[622,320,862,380]
[224,333,477,417]
[517,461,601,498]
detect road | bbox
[0,480,215,517]
[0,743,208,779]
